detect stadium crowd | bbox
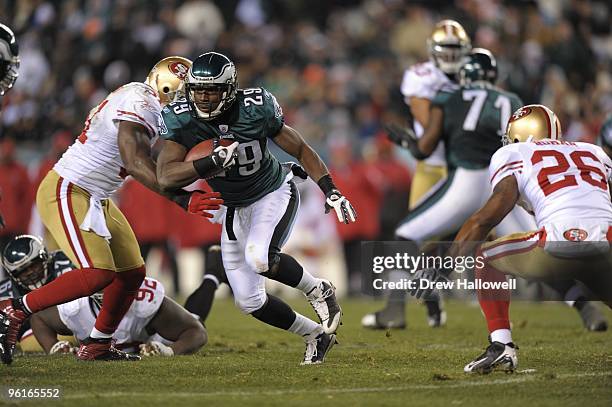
[0,0,610,295]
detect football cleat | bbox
[306,280,342,334]
[464,340,518,374]
[578,302,608,332]
[0,298,31,365]
[301,330,337,365]
[76,337,141,361]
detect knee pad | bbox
[260,253,280,279]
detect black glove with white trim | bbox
[385,124,427,160]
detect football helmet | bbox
[2,235,51,292]
[503,104,562,145]
[459,48,497,86]
[145,56,192,105]
[427,19,471,75]
[0,23,19,96]
[185,52,237,120]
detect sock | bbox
[271,253,319,293]
[206,245,226,283]
[184,275,220,321]
[476,256,511,333]
[288,312,322,337]
[490,328,513,344]
[93,266,145,335]
[23,268,115,313]
[90,327,112,340]
[250,294,297,331]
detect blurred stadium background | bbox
[0,0,610,298]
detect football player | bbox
[0,23,20,229]
[30,276,206,357]
[363,20,471,329]
[156,52,357,365]
[0,235,73,352]
[0,56,223,364]
[428,104,611,373]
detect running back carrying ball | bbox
[187,138,239,179]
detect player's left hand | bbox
[385,124,427,160]
[325,189,357,224]
[187,191,223,218]
[282,162,308,182]
[139,341,174,357]
[409,267,450,300]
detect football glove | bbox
[139,341,174,357]
[282,162,309,183]
[384,124,427,160]
[173,190,223,218]
[409,267,451,300]
[211,141,239,170]
[49,340,76,355]
[325,189,357,224]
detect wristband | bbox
[193,156,217,178]
[317,174,337,195]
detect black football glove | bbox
[211,142,239,170]
[409,267,451,300]
[384,124,427,160]
[325,189,357,224]
[282,162,309,181]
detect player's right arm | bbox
[145,296,207,355]
[30,306,73,354]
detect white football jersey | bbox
[57,277,165,350]
[54,83,161,199]
[490,140,612,231]
[400,61,456,166]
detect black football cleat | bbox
[464,340,518,374]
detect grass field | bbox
[2,299,611,406]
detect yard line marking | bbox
[61,371,611,399]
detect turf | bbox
[1,299,611,406]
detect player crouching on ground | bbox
[416,105,612,374]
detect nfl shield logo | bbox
[219,125,228,133]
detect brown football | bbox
[184,138,234,162]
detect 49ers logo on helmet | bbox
[169,62,189,80]
[510,107,531,122]
[563,228,588,242]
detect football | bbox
[184,138,235,162]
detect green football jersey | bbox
[160,87,286,207]
[432,83,523,169]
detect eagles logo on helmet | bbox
[2,235,51,292]
[0,23,19,95]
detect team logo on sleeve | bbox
[563,228,588,242]
[219,125,228,133]
[169,62,189,80]
[158,115,168,135]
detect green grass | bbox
[2,299,611,406]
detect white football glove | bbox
[325,189,357,224]
[49,340,76,355]
[139,341,175,357]
[211,141,239,170]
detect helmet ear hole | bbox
[163,86,170,94]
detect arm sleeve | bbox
[489,145,525,191]
[112,89,162,138]
[159,106,185,145]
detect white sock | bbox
[295,269,320,295]
[490,329,513,344]
[287,312,321,337]
[21,294,33,313]
[90,327,113,340]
